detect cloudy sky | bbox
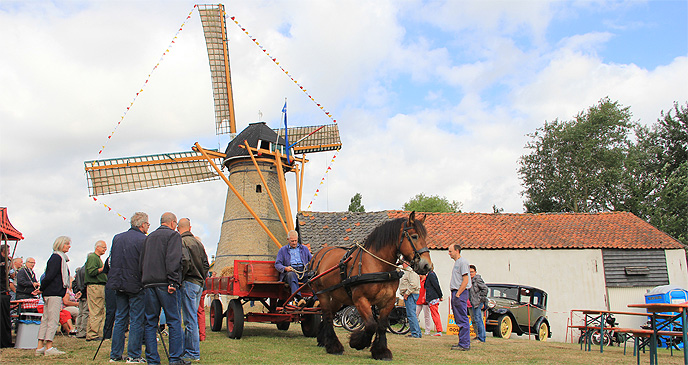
[1,0,686,275]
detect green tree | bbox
[348,192,365,212]
[518,98,634,213]
[632,102,688,245]
[402,193,462,213]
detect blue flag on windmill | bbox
[282,100,292,163]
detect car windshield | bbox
[489,286,518,301]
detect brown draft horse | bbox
[309,212,432,360]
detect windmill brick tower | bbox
[215,122,287,268]
[83,4,341,272]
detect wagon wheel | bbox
[535,321,549,341]
[276,321,290,331]
[301,312,321,337]
[301,301,321,338]
[493,314,512,338]
[209,299,223,332]
[226,299,244,339]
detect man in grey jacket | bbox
[178,218,209,362]
[469,265,488,343]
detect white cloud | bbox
[1,0,685,278]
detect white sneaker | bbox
[44,347,66,356]
[35,347,45,356]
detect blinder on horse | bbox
[399,221,429,271]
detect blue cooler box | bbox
[645,285,688,349]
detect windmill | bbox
[84,4,341,272]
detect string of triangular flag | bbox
[96,5,197,157]
[91,197,127,221]
[92,5,197,219]
[229,14,342,209]
[307,148,340,210]
[228,15,337,124]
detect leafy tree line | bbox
[518,98,687,246]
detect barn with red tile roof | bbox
[297,210,688,342]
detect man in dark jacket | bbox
[108,212,149,363]
[0,245,12,348]
[178,218,209,362]
[469,265,488,343]
[140,212,185,365]
[15,257,39,300]
[72,265,89,338]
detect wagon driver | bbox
[275,230,312,305]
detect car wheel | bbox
[494,314,512,338]
[535,321,548,341]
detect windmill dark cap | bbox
[223,122,287,166]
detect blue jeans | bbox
[471,301,486,342]
[181,282,203,360]
[283,268,305,296]
[451,290,470,348]
[111,291,145,360]
[144,286,183,364]
[404,293,422,338]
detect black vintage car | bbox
[484,283,551,341]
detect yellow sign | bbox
[447,309,485,336]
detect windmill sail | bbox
[198,4,236,136]
[84,150,223,196]
[275,124,341,154]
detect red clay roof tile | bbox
[296,211,683,252]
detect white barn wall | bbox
[429,249,608,342]
[606,287,653,330]
[666,249,688,288]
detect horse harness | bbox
[311,221,427,297]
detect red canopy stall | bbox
[0,207,24,293]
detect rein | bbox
[312,221,427,296]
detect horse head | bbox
[399,211,432,275]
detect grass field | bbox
[2,316,686,364]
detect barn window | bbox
[625,266,650,275]
[602,249,668,287]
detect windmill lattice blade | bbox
[84,151,222,196]
[198,4,236,135]
[275,124,342,154]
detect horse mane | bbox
[362,216,427,251]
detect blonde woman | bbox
[35,236,71,356]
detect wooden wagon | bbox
[204,260,321,339]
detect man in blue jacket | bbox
[108,212,149,363]
[274,230,312,304]
[140,212,185,365]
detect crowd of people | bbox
[0,216,491,359]
[396,244,488,351]
[2,212,209,364]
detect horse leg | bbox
[349,299,377,351]
[370,304,394,360]
[317,297,344,355]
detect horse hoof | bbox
[372,349,393,361]
[326,348,344,355]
